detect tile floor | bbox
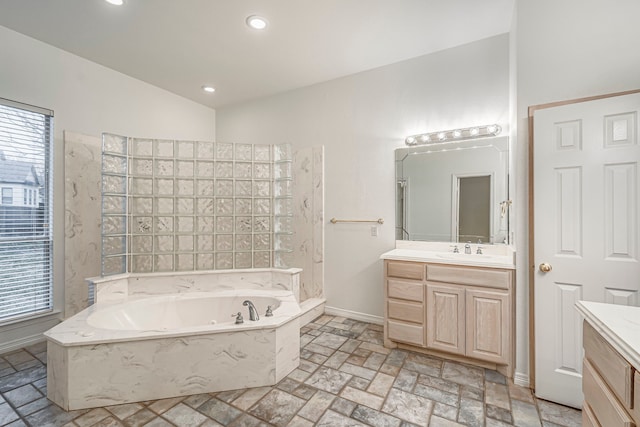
[0,315,582,427]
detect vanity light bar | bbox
[405,124,502,146]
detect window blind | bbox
[0,98,53,322]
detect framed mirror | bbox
[395,135,509,244]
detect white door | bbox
[533,92,640,408]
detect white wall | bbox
[514,0,640,383]
[0,26,215,351]
[216,34,509,320]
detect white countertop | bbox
[576,301,640,371]
[380,248,515,269]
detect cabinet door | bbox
[466,288,509,364]
[426,283,465,355]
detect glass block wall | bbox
[100,133,293,275]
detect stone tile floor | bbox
[0,315,582,426]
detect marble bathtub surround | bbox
[64,132,103,317]
[87,268,302,304]
[45,269,313,409]
[1,315,582,426]
[45,286,302,410]
[101,135,295,275]
[292,146,324,302]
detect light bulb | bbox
[246,15,268,30]
[405,136,416,145]
[453,130,462,138]
[437,132,446,140]
[487,125,497,134]
[470,128,479,136]
[420,135,430,142]
[202,86,215,93]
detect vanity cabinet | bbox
[582,320,638,427]
[384,259,514,375]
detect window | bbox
[23,188,27,206]
[0,98,53,322]
[1,188,12,205]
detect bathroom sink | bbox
[434,252,503,261]
[380,247,515,268]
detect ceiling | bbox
[0,0,514,109]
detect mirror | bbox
[395,136,509,244]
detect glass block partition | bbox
[100,134,293,275]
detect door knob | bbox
[539,263,552,273]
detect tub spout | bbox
[243,300,260,321]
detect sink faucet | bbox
[464,243,472,254]
[243,300,260,321]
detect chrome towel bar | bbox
[330,218,384,225]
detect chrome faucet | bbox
[464,243,472,254]
[243,300,260,321]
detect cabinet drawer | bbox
[582,402,601,427]
[584,321,633,407]
[388,299,424,323]
[388,280,424,302]
[583,358,635,427]
[387,261,425,280]
[426,264,510,289]
[387,320,425,347]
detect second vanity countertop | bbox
[576,300,640,371]
[380,241,515,269]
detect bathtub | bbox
[86,291,294,333]
[44,269,315,411]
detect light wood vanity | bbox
[382,256,515,378]
[576,301,640,427]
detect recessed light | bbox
[105,0,124,5]
[202,86,215,93]
[246,15,268,30]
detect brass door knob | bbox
[539,263,552,273]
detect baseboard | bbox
[0,312,60,355]
[324,306,384,325]
[0,332,47,355]
[513,371,530,388]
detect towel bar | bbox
[330,218,384,225]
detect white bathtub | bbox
[86,291,293,333]
[45,276,306,410]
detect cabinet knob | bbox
[539,263,552,273]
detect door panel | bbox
[604,163,636,260]
[533,92,640,408]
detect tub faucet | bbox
[243,300,260,321]
[464,243,472,254]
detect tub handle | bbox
[265,305,274,317]
[232,312,244,324]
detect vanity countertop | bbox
[380,248,515,269]
[576,300,640,371]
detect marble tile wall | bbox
[64,131,102,317]
[293,146,325,300]
[100,135,295,275]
